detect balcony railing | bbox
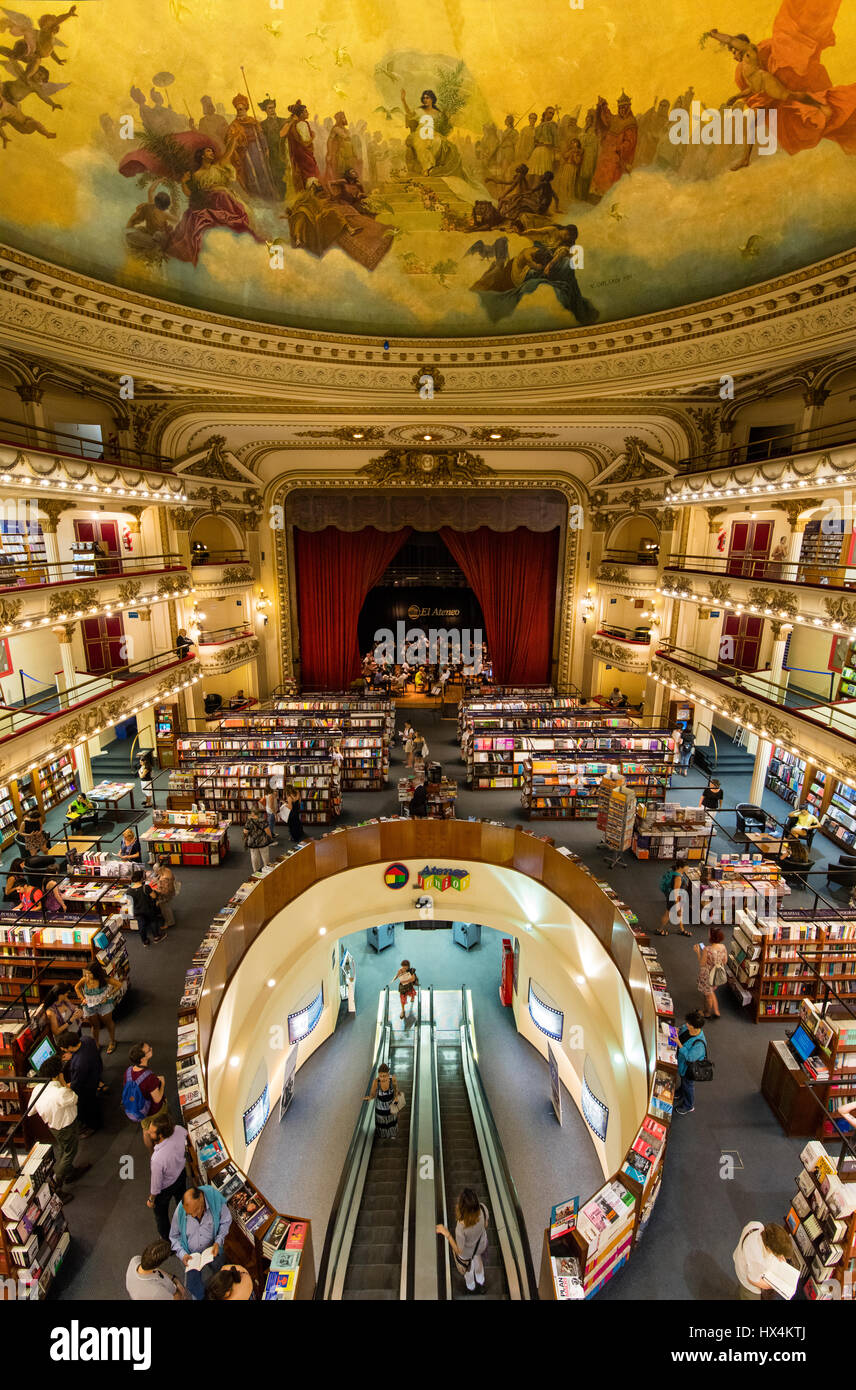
[600,549,660,567]
[0,551,188,593]
[0,415,173,473]
[190,550,249,567]
[197,625,254,645]
[0,648,195,741]
[596,624,652,644]
[675,415,856,476]
[664,554,856,589]
[655,642,856,744]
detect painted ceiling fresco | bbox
[0,0,855,337]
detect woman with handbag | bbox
[392,959,418,1020]
[674,1009,708,1116]
[364,1062,402,1141]
[694,926,728,1019]
[436,1189,490,1293]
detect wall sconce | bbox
[189,605,206,637]
[256,589,272,621]
[581,590,596,624]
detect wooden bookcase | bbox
[0,1142,70,1298]
[787,1140,856,1300]
[176,730,343,824]
[469,724,677,791]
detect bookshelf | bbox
[397,776,457,818]
[0,524,47,586]
[225,702,393,791]
[12,775,38,820]
[765,746,806,807]
[746,908,856,1021]
[0,917,130,1007]
[822,780,856,852]
[0,1006,46,1155]
[522,759,672,820]
[470,726,677,792]
[787,1140,856,1299]
[155,704,178,769]
[0,1142,70,1298]
[69,539,104,579]
[458,694,581,741]
[35,755,77,813]
[799,518,847,584]
[176,731,342,824]
[0,784,16,848]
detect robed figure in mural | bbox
[589,92,637,198]
[281,99,321,191]
[226,93,278,200]
[706,0,856,167]
[400,87,464,178]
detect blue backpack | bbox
[121,1066,153,1122]
[659,868,677,896]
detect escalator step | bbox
[343,1265,401,1292]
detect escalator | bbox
[342,1024,414,1299]
[436,1032,508,1299]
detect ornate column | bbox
[749,738,773,806]
[122,503,146,560]
[38,500,75,581]
[798,381,829,450]
[768,618,790,684]
[52,622,77,702]
[581,509,609,697]
[14,383,47,448]
[242,509,270,698]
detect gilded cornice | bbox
[2,243,855,398]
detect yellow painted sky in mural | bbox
[1,0,855,336]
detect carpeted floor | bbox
[30,713,844,1301]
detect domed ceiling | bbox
[1,0,855,339]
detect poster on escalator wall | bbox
[547,1043,563,1127]
[279,1044,298,1122]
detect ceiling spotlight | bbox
[423,434,432,441]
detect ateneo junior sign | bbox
[417,865,470,892]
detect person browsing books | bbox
[694,926,728,1019]
[31,1054,91,1202]
[733,1221,797,1300]
[170,1184,232,1300]
[57,1029,103,1137]
[123,1042,168,1150]
[126,1238,189,1301]
[243,802,274,870]
[674,1009,708,1115]
[146,1114,189,1239]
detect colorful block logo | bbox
[384,862,409,889]
[416,865,470,893]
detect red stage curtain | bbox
[439,527,559,684]
[294,527,410,688]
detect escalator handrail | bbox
[399,987,422,1300]
[429,987,453,1299]
[316,989,392,1298]
[459,989,540,1301]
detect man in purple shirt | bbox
[147,1115,189,1239]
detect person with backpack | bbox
[695,926,728,1018]
[656,860,689,936]
[392,959,418,1020]
[436,1189,490,1293]
[675,1009,709,1115]
[123,1042,168,1151]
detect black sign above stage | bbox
[358,585,485,656]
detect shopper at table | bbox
[244,802,275,870]
[75,960,122,1053]
[13,880,43,913]
[365,1061,401,1142]
[699,779,723,814]
[694,926,728,1019]
[57,1029,103,1136]
[31,1055,90,1202]
[65,791,97,829]
[205,1264,254,1301]
[147,1114,189,1240]
[284,786,305,845]
[41,878,67,914]
[392,959,418,1019]
[128,872,165,946]
[608,686,624,708]
[170,1185,231,1300]
[119,828,142,863]
[126,1238,188,1301]
[148,855,177,929]
[44,983,83,1041]
[124,1042,168,1151]
[436,1189,490,1294]
[410,782,428,818]
[733,1221,796,1300]
[674,1009,708,1116]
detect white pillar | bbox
[749,737,772,805]
[76,741,93,793]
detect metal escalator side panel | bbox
[408,986,443,1300]
[432,995,453,1300]
[323,991,392,1300]
[399,987,421,1300]
[458,994,537,1300]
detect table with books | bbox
[88,780,136,810]
[140,809,230,867]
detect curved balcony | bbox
[189,551,253,597]
[196,626,259,675]
[660,556,856,640]
[596,551,659,594]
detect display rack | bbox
[0,524,47,586]
[140,809,230,867]
[397,776,457,819]
[795,999,856,1142]
[0,785,16,848]
[765,746,806,807]
[155,704,178,769]
[822,779,856,852]
[631,803,713,860]
[0,1142,70,1298]
[787,1140,856,1299]
[800,518,847,584]
[458,694,581,741]
[0,915,130,1000]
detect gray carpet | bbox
[24,713,838,1301]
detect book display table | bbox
[141,810,229,867]
[88,780,136,810]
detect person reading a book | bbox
[169,1184,232,1300]
[65,791,97,829]
[733,1221,797,1300]
[674,1009,708,1115]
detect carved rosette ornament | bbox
[49,588,96,619]
[358,449,493,486]
[118,579,142,603]
[0,597,23,626]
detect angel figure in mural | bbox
[0,58,66,144]
[0,6,77,78]
[704,0,856,167]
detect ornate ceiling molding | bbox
[1,243,855,398]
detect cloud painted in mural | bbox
[0,0,854,337]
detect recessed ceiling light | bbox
[489,432,501,440]
[423,434,432,441]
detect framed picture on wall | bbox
[829,634,852,673]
